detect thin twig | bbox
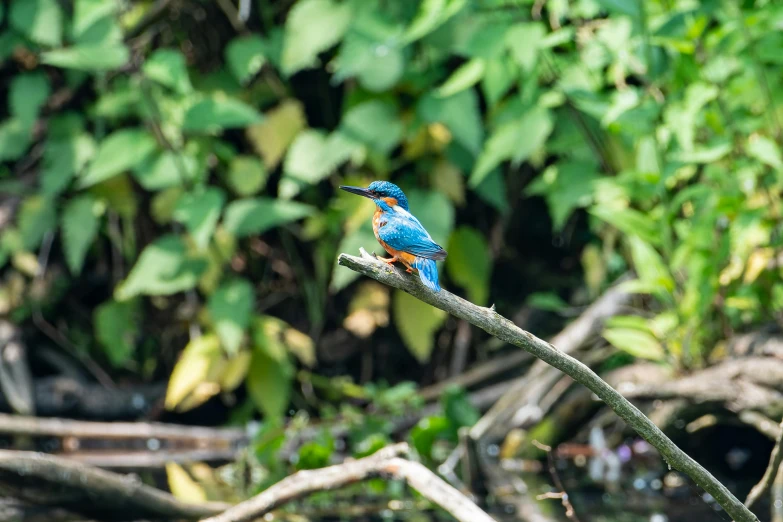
[201,443,497,522]
[532,440,580,522]
[746,417,783,509]
[337,249,760,522]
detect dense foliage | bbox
[1,0,782,440]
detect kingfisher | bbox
[340,181,447,292]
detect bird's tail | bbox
[413,257,441,292]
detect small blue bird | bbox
[340,181,447,292]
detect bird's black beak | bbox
[339,185,374,199]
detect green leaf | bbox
[95,299,138,367]
[627,236,674,294]
[225,156,267,197]
[590,206,660,246]
[61,195,101,274]
[281,0,351,75]
[411,416,452,459]
[505,23,546,72]
[72,0,117,38]
[482,57,518,107]
[115,235,207,301]
[183,96,262,132]
[173,187,226,250]
[10,0,63,46]
[407,190,455,246]
[10,72,50,126]
[133,151,199,191]
[143,49,192,94]
[526,162,599,231]
[403,0,466,43]
[18,195,57,250]
[208,278,254,355]
[42,134,96,195]
[41,45,129,71]
[435,58,485,98]
[77,129,157,188]
[747,135,783,170]
[0,119,32,162]
[603,327,665,361]
[222,198,315,237]
[334,33,405,92]
[226,35,267,84]
[526,292,568,312]
[283,130,359,185]
[471,106,553,186]
[446,227,491,305]
[393,290,447,363]
[419,90,483,155]
[340,101,402,155]
[442,385,480,428]
[249,317,295,419]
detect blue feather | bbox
[413,257,441,292]
[377,210,447,261]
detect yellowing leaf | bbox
[164,334,221,411]
[744,248,774,284]
[166,463,207,504]
[344,282,389,338]
[246,99,307,171]
[393,290,447,363]
[219,350,252,391]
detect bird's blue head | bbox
[339,181,409,211]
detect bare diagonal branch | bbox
[338,248,760,522]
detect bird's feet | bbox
[376,255,398,265]
[406,267,414,273]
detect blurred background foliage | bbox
[1,0,782,460]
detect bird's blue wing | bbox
[377,212,447,260]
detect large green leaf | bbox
[482,57,518,107]
[283,130,359,185]
[115,235,207,301]
[77,129,158,188]
[446,227,491,305]
[18,195,57,250]
[393,290,447,363]
[627,236,674,294]
[334,32,405,92]
[143,49,192,94]
[590,206,660,246]
[406,190,454,247]
[248,317,295,419]
[72,0,117,39]
[747,135,783,170]
[95,299,138,367]
[10,0,63,46]
[0,119,32,162]
[222,198,315,237]
[603,327,665,361]
[208,278,254,355]
[133,151,200,190]
[226,35,267,84]
[41,45,129,71]
[418,91,483,155]
[526,161,599,231]
[435,59,485,98]
[505,23,546,72]
[340,101,402,155]
[470,106,553,186]
[183,97,262,132]
[61,195,101,275]
[42,134,96,195]
[10,72,50,126]
[173,187,226,250]
[281,0,351,75]
[225,156,267,197]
